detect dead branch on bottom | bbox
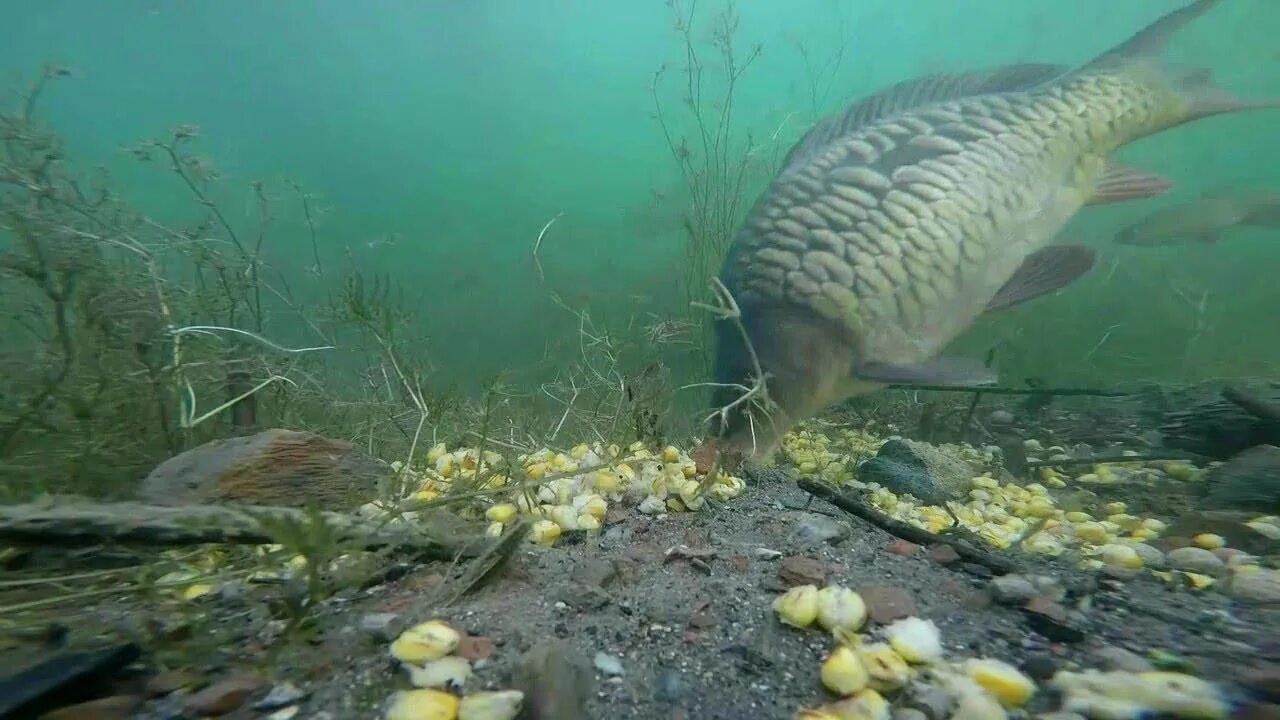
[0,500,486,560]
[795,478,1020,575]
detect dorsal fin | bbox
[780,63,1066,172]
[1078,0,1222,72]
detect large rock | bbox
[857,438,976,504]
[1201,445,1280,513]
[138,429,391,510]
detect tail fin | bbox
[1078,0,1279,122]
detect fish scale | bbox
[706,0,1280,463]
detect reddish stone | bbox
[886,540,922,556]
[457,635,496,661]
[779,556,826,586]
[926,544,961,565]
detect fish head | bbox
[706,300,865,464]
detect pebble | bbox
[989,575,1038,605]
[266,708,299,720]
[787,512,851,546]
[253,682,309,711]
[183,674,265,716]
[887,540,922,556]
[593,652,624,676]
[359,613,406,642]
[779,555,827,586]
[1166,547,1227,577]
[1229,567,1280,604]
[145,670,197,697]
[1021,653,1060,681]
[1090,645,1154,673]
[1128,542,1166,569]
[1022,596,1084,643]
[926,544,960,565]
[753,548,783,560]
[861,585,918,624]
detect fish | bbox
[1115,184,1280,246]
[701,0,1279,466]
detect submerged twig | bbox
[531,211,563,283]
[796,478,1020,575]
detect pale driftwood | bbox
[0,500,486,560]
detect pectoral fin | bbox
[855,357,997,386]
[985,244,1096,313]
[1085,163,1173,205]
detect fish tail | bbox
[1078,0,1279,126]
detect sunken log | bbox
[0,500,486,559]
[1158,384,1280,460]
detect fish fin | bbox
[985,244,1097,313]
[1086,163,1173,205]
[1080,0,1223,72]
[855,357,997,387]
[781,63,1066,172]
[1076,1,1280,121]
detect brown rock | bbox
[887,540,922,557]
[860,585,917,624]
[145,669,197,697]
[779,556,826,586]
[183,674,265,717]
[138,429,390,510]
[40,695,140,720]
[1022,596,1084,643]
[926,544,961,565]
[726,554,751,573]
[457,635,495,661]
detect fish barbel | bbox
[1116,183,1280,246]
[704,0,1278,463]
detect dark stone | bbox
[39,695,141,720]
[1021,653,1060,681]
[1206,447,1280,512]
[1022,596,1084,643]
[570,558,618,589]
[857,438,976,505]
[926,544,961,565]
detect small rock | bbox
[753,548,783,560]
[359,613,406,642]
[1022,596,1084,643]
[40,695,141,720]
[786,513,851,547]
[266,708,300,720]
[989,574,1038,605]
[1230,567,1280,604]
[857,438,976,504]
[905,683,954,720]
[456,635,496,661]
[1202,445,1280,513]
[593,652,624,676]
[886,540,922,556]
[779,556,826,586]
[253,682,309,711]
[1167,547,1227,577]
[654,669,684,703]
[1020,653,1060,681]
[926,544,960,565]
[1090,645,1154,673]
[988,410,1015,426]
[726,554,750,573]
[570,558,618,588]
[554,582,611,610]
[861,585,917,624]
[183,674,265,717]
[1028,574,1066,601]
[145,670,197,697]
[1128,542,1166,569]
